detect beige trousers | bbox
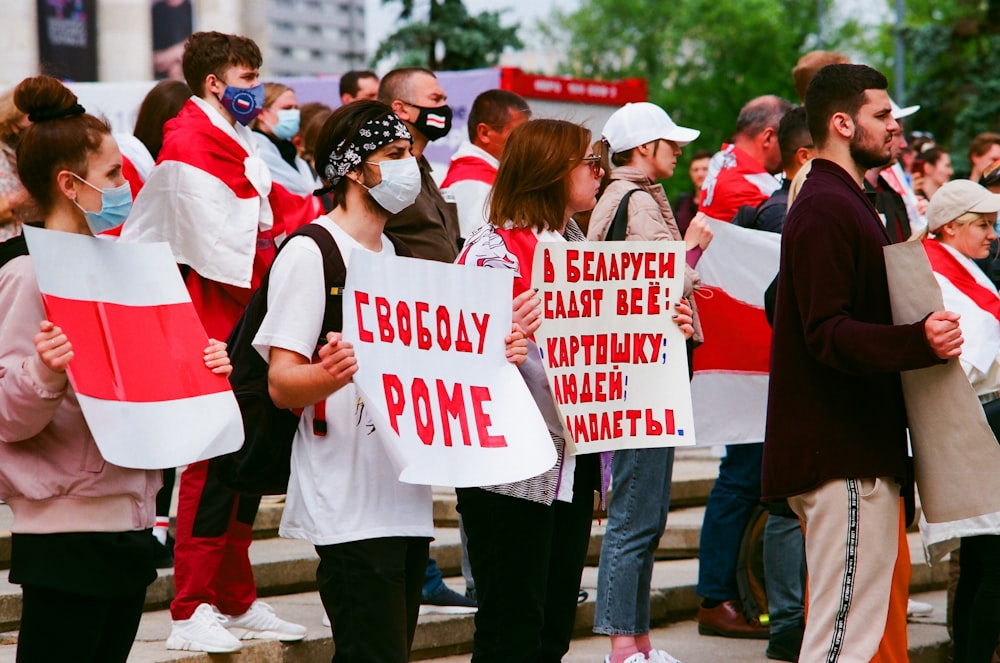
[788,477,900,663]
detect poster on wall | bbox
[152,0,194,80]
[37,0,98,81]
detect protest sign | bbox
[343,252,555,487]
[531,241,695,454]
[22,226,244,469]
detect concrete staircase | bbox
[0,448,954,662]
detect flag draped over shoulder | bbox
[690,219,780,445]
[120,97,272,288]
[252,133,322,239]
[22,226,244,470]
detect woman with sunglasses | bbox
[585,102,709,663]
[456,118,696,663]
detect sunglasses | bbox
[576,155,603,177]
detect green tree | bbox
[374,0,523,70]
[544,0,851,195]
[894,0,1000,172]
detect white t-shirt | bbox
[252,216,434,546]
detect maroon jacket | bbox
[761,158,940,500]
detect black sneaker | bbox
[419,586,477,615]
[152,533,175,569]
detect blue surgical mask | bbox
[270,108,301,140]
[72,174,133,234]
[218,83,265,125]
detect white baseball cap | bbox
[602,102,700,155]
[926,179,1000,231]
[890,98,920,120]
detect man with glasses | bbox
[378,67,462,263]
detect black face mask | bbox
[407,103,453,142]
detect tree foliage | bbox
[374,0,523,71]
[895,0,1000,172]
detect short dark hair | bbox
[805,64,888,147]
[689,149,714,162]
[133,79,192,160]
[314,100,398,210]
[339,70,378,99]
[969,132,1000,159]
[777,106,812,168]
[792,50,851,103]
[182,31,262,98]
[378,67,435,105]
[735,95,794,140]
[467,90,530,142]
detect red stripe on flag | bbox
[692,286,771,374]
[41,295,231,402]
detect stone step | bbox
[0,573,951,662]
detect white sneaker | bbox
[907,598,934,617]
[604,655,646,663]
[225,600,308,642]
[166,603,242,653]
[321,611,330,628]
[648,649,682,663]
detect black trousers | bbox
[315,536,429,663]
[17,584,146,663]
[458,454,599,663]
[953,533,1000,663]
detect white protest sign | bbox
[531,241,695,454]
[342,251,556,486]
[22,226,244,469]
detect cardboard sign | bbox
[531,241,695,454]
[343,252,555,487]
[22,226,244,469]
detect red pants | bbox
[170,459,261,620]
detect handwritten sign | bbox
[531,241,696,454]
[343,251,556,486]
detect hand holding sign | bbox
[318,332,359,387]
[34,320,74,374]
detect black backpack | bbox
[0,234,28,270]
[212,223,408,495]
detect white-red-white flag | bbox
[691,219,780,445]
[22,226,244,469]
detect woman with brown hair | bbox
[0,75,230,662]
[456,118,695,663]
[251,82,322,237]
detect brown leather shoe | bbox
[697,600,770,639]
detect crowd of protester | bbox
[1,30,1000,663]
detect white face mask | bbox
[363,156,421,214]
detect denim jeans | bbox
[422,558,445,600]
[763,511,805,636]
[696,443,763,601]
[594,446,676,635]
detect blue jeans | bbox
[696,443,763,601]
[422,558,446,600]
[763,511,805,635]
[594,446,676,635]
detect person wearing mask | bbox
[121,31,306,653]
[0,74,231,663]
[585,101,708,663]
[456,117,697,663]
[252,82,322,238]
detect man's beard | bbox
[850,123,893,171]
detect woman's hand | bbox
[318,332,359,386]
[34,320,73,373]
[684,213,714,251]
[505,323,529,366]
[673,299,695,340]
[204,339,232,377]
[512,288,542,336]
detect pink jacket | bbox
[0,255,160,534]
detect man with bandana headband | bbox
[378,67,462,263]
[120,31,306,653]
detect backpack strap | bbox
[0,234,28,270]
[604,188,641,241]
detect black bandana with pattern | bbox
[321,112,412,188]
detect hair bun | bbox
[14,75,83,123]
